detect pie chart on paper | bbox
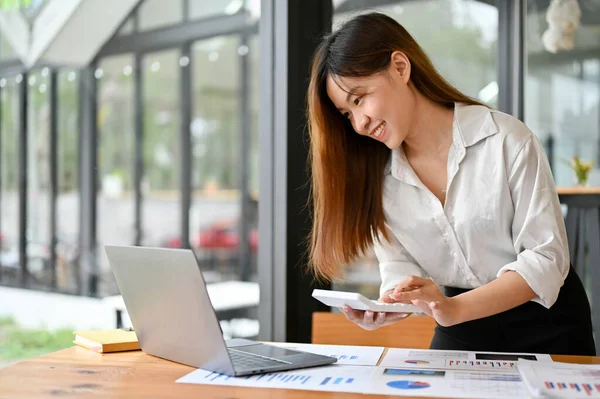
[387,380,431,389]
[405,360,429,365]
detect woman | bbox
[306,12,595,355]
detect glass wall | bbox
[0,0,264,364]
[96,54,135,291]
[0,3,262,293]
[117,17,135,36]
[189,0,235,20]
[190,35,244,281]
[57,70,80,292]
[334,0,498,107]
[249,35,259,199]
[187,32,259,337]
[138,0,183,31]
[26,69,51,287]
[525,0,600,187]
[95,5,261,339]
[0,76,20,283]
[141,49,180,247]
[332,0,499,297]
[0,34,17,60]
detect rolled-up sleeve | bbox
[496,134,569,308]
[374,226,428,298]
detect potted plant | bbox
[563,156,594,187]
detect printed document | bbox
[269,342,384,366]
[518,360,600,398]
[177,344,556,398]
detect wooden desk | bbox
[557,187,600,196]
[1,347,599,399]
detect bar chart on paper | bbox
[253,373,313,385]
[446,360,518,371]
[203,370,359,387]
[319,376,356,385]
[518,361,600,398]
[331,355,358,361]
[203,371,314,385]
[177,365,376,394]
[543,381,600,396]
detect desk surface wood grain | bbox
[557,186,600,195]
[1,346,599,399]
[312,312,435,349]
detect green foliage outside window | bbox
[0,0,32,9]
[0,316,73,363]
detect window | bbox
[26,69,51,287]
[189,33,259,338]
[141,49,180,247]
[0,0,264,363]
[138,0,183,31]
[525,0,600,187]
[249,35,259,199]
[0,75,20,283]
[190,36,242,281]
[20,0,51,22]
[57,70,80,293]
[0,34,18,60]
[117,16,135,36]
[334,0,498,107]
[97,54,135,293]
[189,0,239,20]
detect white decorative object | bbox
[542,0,581,53]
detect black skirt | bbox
[430,266,596,356]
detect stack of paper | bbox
[518,360,600,398]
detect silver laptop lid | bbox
[105,245,235,374]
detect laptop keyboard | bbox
[228,348,290,369]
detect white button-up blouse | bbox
[374,103,569,309]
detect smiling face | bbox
[325,51,416,149]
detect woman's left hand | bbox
[389,276,463,327]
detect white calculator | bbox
[312,289,421,313]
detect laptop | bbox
[104,245,337,376]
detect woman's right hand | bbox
[340,289,410,331]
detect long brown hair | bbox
[307,12,483,282]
